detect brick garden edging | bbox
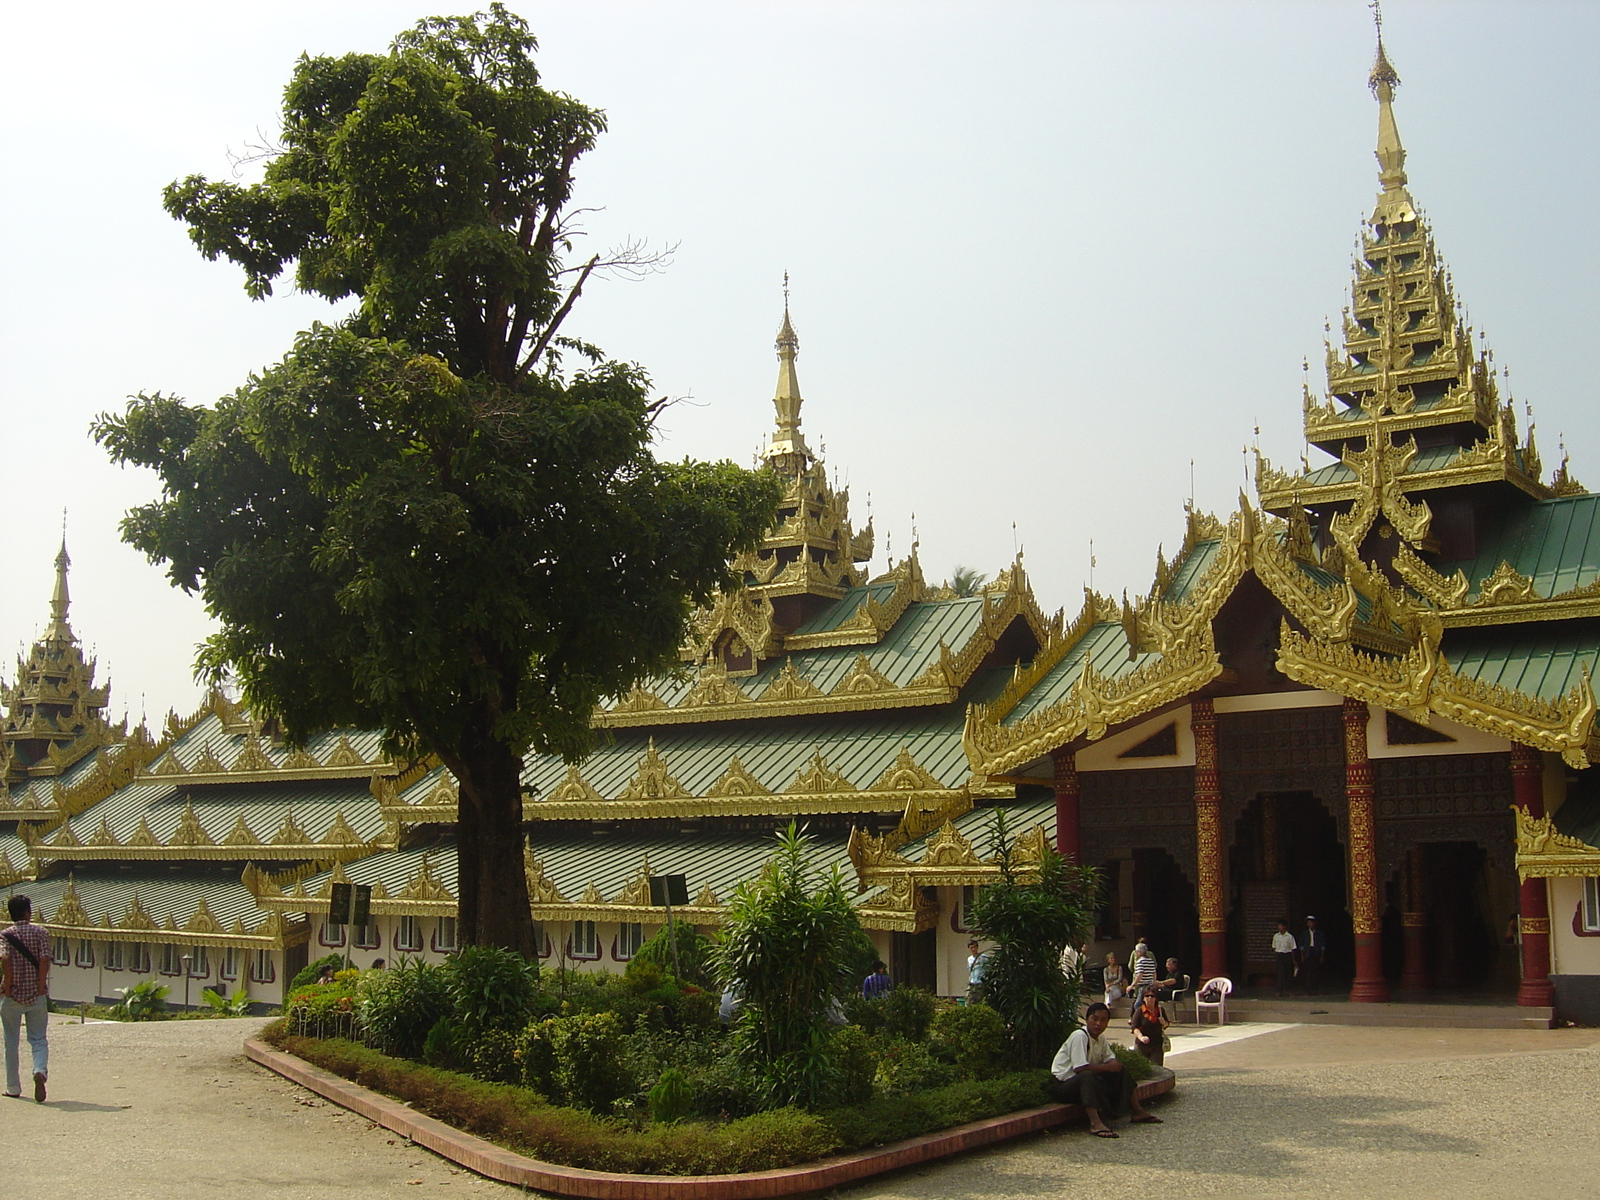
[244,1037,1175,1199]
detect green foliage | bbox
[929,1003,1010,1078]
[947,566,988,597]
[290,953,349,991]
[96,4,780,954]
[423,1016,468,1071]
[647,1066,693,1124]
[818,1072,1053,1151]
[547,1011,634,1115]
[359,958,453,1057]
[632,923,715,989]
[517,1020,559,1098]
[445,945,538,1036]
[267,1025,1050,1174]
[840,992,886,1034]
[1110,1042,1157,1082]
[872,1038,957,1096]
[470,1028,522,1085]
[114,980,170,1021]
[879,986,938,1043]
[829,1025,877,1107]
[285,982,360,1039]
[968,813,1099,1067]
[716,823,864,1108]
[200,986,253,1017]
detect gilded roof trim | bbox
[1514,806,1600,880]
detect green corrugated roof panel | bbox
[526,702,975,799]
[1435,494,1600,599]
[1554,778,1600,850]
[160,712,387,773]
[788,583,901,636]
[1161,541,1221,603]
[1004,624,1154,724]
[59,776,387,848]
[1444,626,1600,703]
[300,829,855,911]
[895,798,1059,861]
[16,867,269,931]
[1303,461,1355,487]
[4,732,128,807]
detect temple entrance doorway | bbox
[1228,791,1350,989]
[1092,848,1199,986]
[891,927,937,992]
[1382,840,1514,995]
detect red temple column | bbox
[1511,743,1555,1008]
[1398,845,1429,992]
[1343,698,1390,1003]
[1192,700,1226,984]
[1052,748,1080,860]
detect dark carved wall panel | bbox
[1373,753,1512,818]
[1372,753,1516,884]
[1080,767,1197,884]
[1217,707,1344,773]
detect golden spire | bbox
[764,273,813,473]
[45,535,73,643]
[1368,4,1415,223]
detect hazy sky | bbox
[2,1,1596,724]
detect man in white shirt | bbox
[1044,1002,1162,1137]
[1272,921,1297,996]
[966,940,987,1003]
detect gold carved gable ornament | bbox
[616,741,691,802]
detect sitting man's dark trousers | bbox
[1044,1066,1135,1117]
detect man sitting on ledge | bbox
[1044,1001,1163,1138]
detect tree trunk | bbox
[454,725,536,955]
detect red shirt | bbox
[1,921,50,1004]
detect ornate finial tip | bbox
[1368,38,1400,94]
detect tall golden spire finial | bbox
[46,510,74,643]
[765,273,812,473]
[1367,1,1413,221]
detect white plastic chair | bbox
[1194,976,1232,1025]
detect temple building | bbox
[2,32,1598,1023]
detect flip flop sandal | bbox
[1091,1128,1120,1138]
[1132,1114,1163,1124]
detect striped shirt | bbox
[1,921,50,1005]
[861,971,893,999]
[1131,955,1157,989]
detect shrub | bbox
[929,1003,1010,1078]
[285,982,360,1039]
[820,1071,1053,1151]
[114,979,169,1021]
[470,1027,522,1085]
[880,986,938,1043]
[682,1045,763,1120]
[648,1066,693,1124]
[547,1011,633,1115]
[290,952,349,991]
[716,823,864,1108]
[840,993,886,1034]
[518,1019,559,1098]
[873,1038,957,1096]
[830,1025,877,1106]
[632,923,716,989]
[445,945,538,1037]
[423,1016,468,1071]
[968,812,1099,1066]
[1110,1042,1156,1081]
[359,958,452,1058]
[200,986,253,1017]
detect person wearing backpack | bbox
[0,894,50,1102]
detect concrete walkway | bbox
[10,1015,1600,1199]
[3,1017,514,1199]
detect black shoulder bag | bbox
[2,931,41,972]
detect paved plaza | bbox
[6,1016,1598,1198]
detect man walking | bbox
[1298,915,1326,995]
[0,894,50,1102]
[966,939,988,1003]
[1272,921,1297,996]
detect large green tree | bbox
[95,7,779,953]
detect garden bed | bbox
[246,1032,1175,1199]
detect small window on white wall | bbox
[76,940,94,968]
[1584,877,1600,933]
[959,886,984,931]
[221,947,240,980]
[532,922,551,958]
[395,916,422,952]
[103,942,125,971]
[574,921,598,958]
[615,923,643,960]
[435,917,458,952]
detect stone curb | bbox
[244,1037,1175,1199]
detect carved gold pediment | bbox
[544,764,603,805]
[786,750,855,796]
[1514,806,1600,879]
[1475,562,1539,607]
[705,755,770,799]
[616,741,690,802]
[869,747,943,794]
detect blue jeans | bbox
[1,995,48,1094]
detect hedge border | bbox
[243,1036,1175,1199]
